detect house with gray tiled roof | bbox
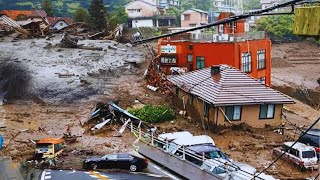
[168,65,294,128]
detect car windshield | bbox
[102,154,117,160]
[168,143,178,153]
[302,151,315,158]
[36,143,52,149]
[205,151,223,158]
[212,166,227,174]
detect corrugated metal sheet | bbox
[0,15,20,28]
[168,65,294,106]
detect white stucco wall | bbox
[131,19,154,27]
[53,20,68,30]
[125,1,158,18]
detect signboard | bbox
[161,45,177,54]
[293,6,320,36]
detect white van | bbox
[156,131,193,149]
[273,142,318,170]
[201,159,276,180]
[167,135,215,154]
[158,131,193,142]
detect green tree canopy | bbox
[89,0,107,31]
[243,0,261,11]
[255,15,295,40]
[41,0,54,16]
[180,0,213,11]
[73,7,89,23]
[167,7,181,26]
[108,6,128,29]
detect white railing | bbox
[164,31,266,43]
[126,122,263,180]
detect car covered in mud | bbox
[83,153,148,172]
[273,142,318,170]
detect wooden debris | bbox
[88,32,104,39]
[60,34,78,48]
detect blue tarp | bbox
[0,135,3,150]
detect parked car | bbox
[298,129,320,159]
[185,144,232,165]
[83,153,148,172]
[273,142,318,170]
[201,159,276,180]
[156,131,193,149]
[167,135,215,154]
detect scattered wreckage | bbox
[88,102,151,135]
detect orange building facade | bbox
[158,12,271,85]
[158,38,271,86]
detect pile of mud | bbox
[0,59,32,102]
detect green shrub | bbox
[128,105,175,123]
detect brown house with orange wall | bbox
[168,65,294,128]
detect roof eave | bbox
[214,101,295,107]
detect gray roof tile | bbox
[168,65,294,106]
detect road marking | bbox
[45,172,51,175]
[67,170,77,174]
[40,171,46,180]
[151,164,181,180]
[89,175,100,178]
[88,171,110,180]
[44,176,51,180]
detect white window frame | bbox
[257,49,266,69]
[259,104,275,119]
[241,52,252,73]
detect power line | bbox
[255,117,320,177]
[133,0,305,44]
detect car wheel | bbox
[129,164,138,172]
[91,163,98,170]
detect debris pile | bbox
[59,34,78,48]
[0,24,15,37]
[86,102,151,135]
[145,57,173,94]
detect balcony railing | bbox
[164,31,266,42]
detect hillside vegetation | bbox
[0,0,129,16]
